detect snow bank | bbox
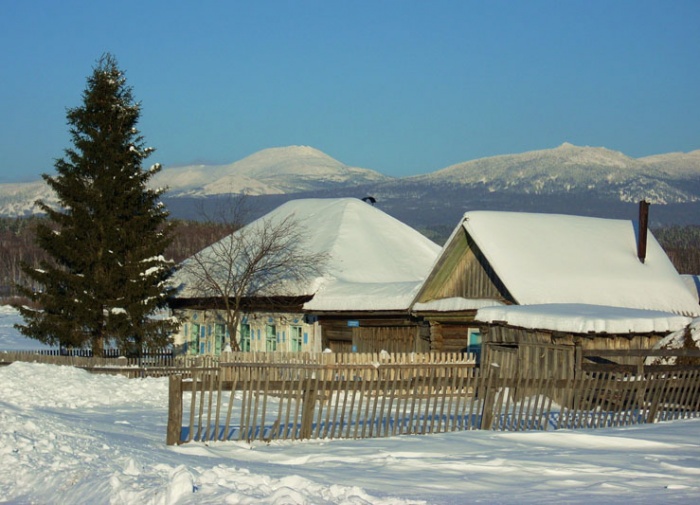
[0,362,419,504]
[0,361,168,410]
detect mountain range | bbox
[2,143,699,235]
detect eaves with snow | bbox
[414,210,699,334]
[173,198,441,312]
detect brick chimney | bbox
[638,200,649,263]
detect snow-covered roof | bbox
[460,211,699,316]
[475,304,692,334]
[682,274,700,302]
[303,281,423,312]
[175,198,441,312]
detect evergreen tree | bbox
[16,54,178,356]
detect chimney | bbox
[637,200,649,263]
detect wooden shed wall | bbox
[428,322,473,353]
[482,324,666,371]
[319,319,422,353]
[352,327,418,353]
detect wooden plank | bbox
[222,370,239,441]
[688,370,700,415]
[237,368,252,441]
[166,375,183,445]
[257,372,271,441]
[204,372,215,441]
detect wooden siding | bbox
[318,315,422,353]
[321,324,353,352]
[415,227,512,303]
[480,324,668,393]
[482,324,665,366]
[429,322,473,353]
[352,326,417,353]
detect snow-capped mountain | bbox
[402,143,700,205]
[0,146,391,216]
[0,180,60,217]
[1,143,699,228]
[150,145,391,197]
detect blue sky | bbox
[1,0,699,182]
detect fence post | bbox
[480,364,499,430]
[645,373,663,424]
[300,378,317,439]
[166,375,183,445]
[574,344,582,381]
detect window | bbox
[240,323,251,352]
[189,323,200,355]
[290,326,303,352]
[214,324,225,355]
[266,324,277,352]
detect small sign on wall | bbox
[347,320,360,327]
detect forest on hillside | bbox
[1,216,699,302]
[0,217,236,300]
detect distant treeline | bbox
[651,225,700,276]
[1,217,699,301]
[0,216,235,300]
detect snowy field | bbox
[2,305,700,504]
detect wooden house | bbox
[169,198,440,355]
[411,206,699,377]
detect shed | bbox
[412,209,699,374]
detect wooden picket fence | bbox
[166,353,700,445]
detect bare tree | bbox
[177,209,327,351]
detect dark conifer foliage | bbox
[16,54,178,355]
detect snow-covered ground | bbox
[2,305,700,504]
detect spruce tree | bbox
[16,54,177,356]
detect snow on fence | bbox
[166,354,700,445]
[0,349,222,374]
